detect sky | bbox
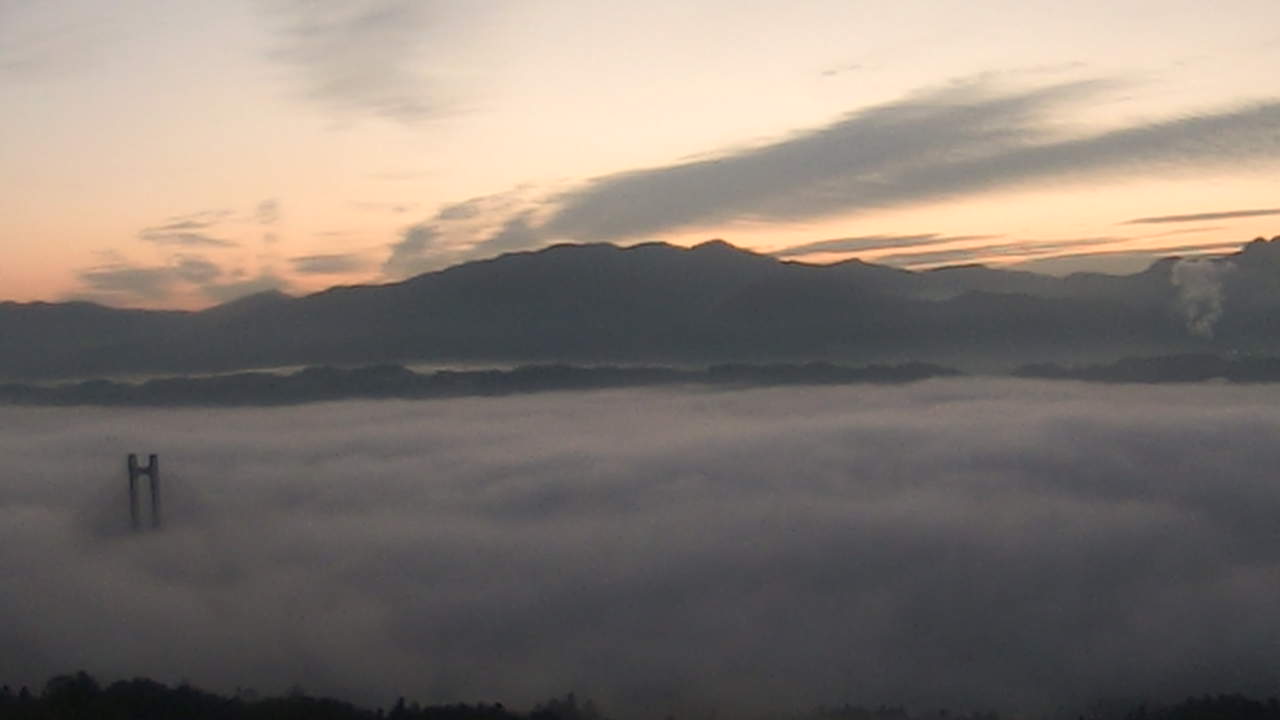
[6,380,1280,717]
[3,0,1280,309]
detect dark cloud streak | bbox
[540,80,1280,242]
[876,236,1124,267]
[139,210,238,248]
[1011,240,1246,275]
[543,80,1104,241]
[1123,207,1280,224]
[138,231,237,248]
[773,233,999,258]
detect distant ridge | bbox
[1,236,1276,380]
[0,362,959,406]
[1016,353,1280,383]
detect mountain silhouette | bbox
[2,237,1276,380]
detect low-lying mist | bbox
[3,380,1280,718]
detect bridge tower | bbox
[127,453,161,531]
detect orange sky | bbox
[2,0,1279,309]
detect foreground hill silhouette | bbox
[1,671,597,720]
[3,237,1278,380]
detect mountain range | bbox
[3,236,1279,381]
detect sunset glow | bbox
[4,0,1279,308]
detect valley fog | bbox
[2,379,1279,718]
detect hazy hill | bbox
[1,237,1275,380]
[0,361,960,406]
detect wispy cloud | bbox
[138,210,238,248]
[290,253,370,275]
[1038,240,1247,263]
[383,223,444,279]
[1123,207,1280,224]
[172,255,224,285]
[137,231,237,248]
[434,196,490,221]
[262,0,449,123]
[0,3,112,80]
[202,270,288,303]
[819,62,864,78]
[383,188,545,279]
[876,236,1125,268]
[255,198,280,225]
[537,79,1280,243]
[470,212,539,257]
[773,234,999,259]
[77,264,181,301]
[74,252,285,306]
[1143,225,1227,238]
[1011,241,1247,276]
[352,200,416,215]
[153,210,233,226]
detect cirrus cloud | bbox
[1123,207,1280,225]
[262,0,455,124]
[289,252,371,275]
[537,79,1280,243]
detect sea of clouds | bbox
[2,379,1279,718]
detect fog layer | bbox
[3,380,1279,717]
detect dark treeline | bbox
[0,361,957,407]
[0,672,603,720]
[1123,695,1280,720]
[12,353,1280,406]
[1015,354,1280,383]
[3,673,1279,720]
[12,352,1280,407]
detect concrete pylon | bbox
[127,453,160,530]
